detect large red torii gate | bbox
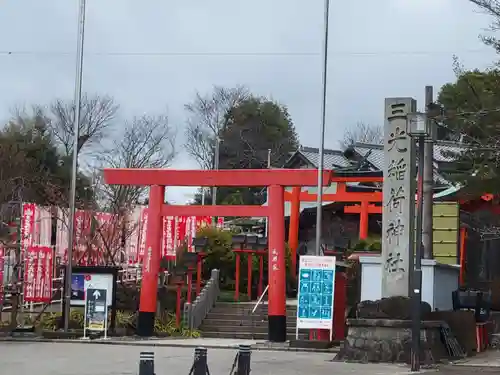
[103,168,331,341]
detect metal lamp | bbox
[192,237,208,253]
[406,112,430,137]
[246,235,258,250]
[231,235,247,250]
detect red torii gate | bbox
[286,176,384,277]
[103,168,330,342]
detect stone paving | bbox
[451,350,500,368]
[0,341,431,375]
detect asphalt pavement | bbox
[0,341,438,375]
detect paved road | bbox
[0,341,432,375]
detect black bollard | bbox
[139,351,155,375]
[236,344,251,375]
[192,347,208,375]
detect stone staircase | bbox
[199,302,307,340]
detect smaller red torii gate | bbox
[103,168,330,342]
[286,175,384,277]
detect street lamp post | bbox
[314,0,330,256]
[63,0,86,332]
[212,136,220,206]
[406,112,433,372]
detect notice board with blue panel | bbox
[296,255,336,340]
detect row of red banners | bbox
[16,204,227,303]
[0,243,55,304]
[137,214,224,262]
[20,203,225,266]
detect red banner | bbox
[185,216,194,252]
[217,217,225,229]
[94,212,114,265]
[138,208,148,262]
[127,207,142,264]
[162,216,175,259]
[198,216,212,229]
[38,246,53,303]
[24,245,53,303]
[163,216,220,256]
[176,216,187,249]
[21,203,36,260]
[186,216,211,252]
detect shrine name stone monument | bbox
[335,98,443,365]
[381,97,416,297]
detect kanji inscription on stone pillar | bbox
[381,97,417,297]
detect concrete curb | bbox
[449,361,500,368]
[0,337,340,354]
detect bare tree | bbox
[469,0,500,52]
[341,122,383,148]
[184,85,249,169]
[98,113,176,211]
[48,94,119,156]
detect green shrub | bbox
[368,241,381,252]
[352,237,382,253]
[353,240,370,251]
[196,226,235,287]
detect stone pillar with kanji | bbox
[381,98,417,297]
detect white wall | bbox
[358,256,459,310]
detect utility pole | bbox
[422,86,434,259]
[64,0,86,332]
[314,0,330,256]
[264,149,271,237]
[212,137,220,225]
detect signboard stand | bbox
[62,266,118,332]
[83,288,108,339]
[296,255,336,341]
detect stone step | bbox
[210,303,296,312]
[258,306,298,313]
[201,318,298,327]
[199,302,299,341]
[205,312,298,321]
[201,331,308,340]
[199,324,299,334]
[209,304,297,311]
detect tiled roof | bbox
[297,146,352,168]
[352,141,468,166]
[353,142,451,185]
[433,141,468,162]
[289,140,468,187]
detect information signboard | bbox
[296,255,336,340]
[70,272,113,307]
[84,288,108,338]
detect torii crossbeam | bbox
[103,168,331,342]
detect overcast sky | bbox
[0,0,497,203]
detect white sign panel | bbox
[296,256,336,339]
[381,98,416,297]
[84,288,108,339]
[70,273,114,307]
